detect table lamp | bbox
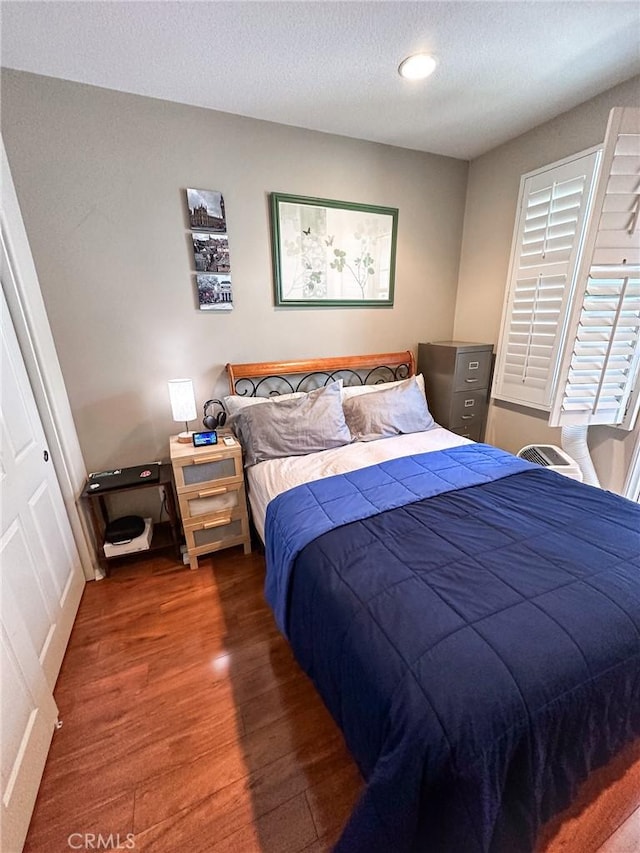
[168,378,197,443]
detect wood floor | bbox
[23,547,639,853]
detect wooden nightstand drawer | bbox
[184,513,249,555]
[178,481,245,521]
[172,450,242,493]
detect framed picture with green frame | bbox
[270,193,398,307]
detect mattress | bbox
[246,426,471,541]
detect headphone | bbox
[203,399,227,430]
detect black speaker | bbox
[203,399,227,430]
[104,515,145,544]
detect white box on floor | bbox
[103,517,153,557]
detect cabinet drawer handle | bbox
[193,455,221,465]
[203,516,232,530]
[461,415,475,420]
[198,486,228,498]
[465,378,479,383]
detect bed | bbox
[224,351,640,853]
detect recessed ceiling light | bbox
[398,53,437,81]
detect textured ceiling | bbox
[2,1,639,160]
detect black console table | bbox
[81,463,181,577]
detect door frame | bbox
[1,135,95,581]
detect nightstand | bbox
[418,341,494,441]
[169,435,251,570]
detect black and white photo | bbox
[187,188,226,232]
[192,232,230,273]
[196,274,233,311]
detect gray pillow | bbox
[229,380,351,466]
[342,376,435,441]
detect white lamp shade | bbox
[168,378,197,423]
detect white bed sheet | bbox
[247,427,472,542]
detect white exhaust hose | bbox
[560,425,601,488]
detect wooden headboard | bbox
[225,350,415,398]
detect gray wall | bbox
[1,70,468,472]
[454,75,640,492]
[3,70,638,494]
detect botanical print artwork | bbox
[271,195,397,306]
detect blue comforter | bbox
[264,444,640,852]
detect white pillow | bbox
[342,373,426,399]
[224,379,343,416]
[224,390,303,416]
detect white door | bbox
[1,286,84,852]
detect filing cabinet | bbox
[417,341,493,441]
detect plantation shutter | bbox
[550,108,640,428]
[492,150,600,409]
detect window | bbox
[492,149,600,410]
[493,107,640,433]
[550,107,640,429]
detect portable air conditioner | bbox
[516,445,583,482]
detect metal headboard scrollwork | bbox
[226,351,415,398]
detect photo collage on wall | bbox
[187,188,233,311]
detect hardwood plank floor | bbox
[23,548,639,853]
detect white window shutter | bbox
[550,108,640,428]
[492,149,600,410]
